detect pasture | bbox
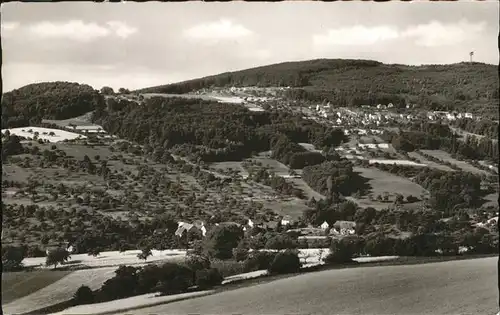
[420,150,490,175]
[2,267,118,315]
[2,127,86,142]
[347,167,429,210]
[407,151,455,172]
[22,249,187,270]
[127,257,497,315]
[2,270,72,304]
[252,152,290,175]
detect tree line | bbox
[92,96,346,164]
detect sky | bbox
[1,1,498,92]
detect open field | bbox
[45,255,401,315]
[22,249,187,269]
[253,152,290,175]
[50,291,216,315]
[2,270,72,304]
[420,150,490,175]
[42,112,95,127]
[3,267,118,315]
[288,177,325,201]
[368,159,427,167]
[120,257,498,315]
[408,151,455,172]
[347,167,429,210]
[2,127,86,142]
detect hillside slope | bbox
[116,257,498,315]
[138,59,499,113]
[1,82,104,129]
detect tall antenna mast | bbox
[469,51,474,63]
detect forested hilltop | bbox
[1,82,104,129]
[92,96,347,164]
[138,59,498,113]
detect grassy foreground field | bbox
[2,267,117,315]
[118,256,498,315]
[1,270,72,304]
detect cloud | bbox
[313,26,400,47]
[106,21,138,39]
[313,19,487,50]
[1,21,20,32]
[183,19,253,41]
[27,20,137,42]
[402,19,486,47]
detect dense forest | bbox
[1,82,104,129]
[138,59,498,113]
[301,160,369,197]
[92,97,347,163]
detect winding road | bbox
[117,257,498,315]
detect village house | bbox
[281,215,293,226]
[175,221,206,237]
[331,220,356,235]
[320,221,330,230]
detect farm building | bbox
[332,220,356,235]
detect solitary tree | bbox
[88,247,101,257]
[137,247,152,261]
[46,247,71,269]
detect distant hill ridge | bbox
[1,81,104,129]
[138,58,499,113]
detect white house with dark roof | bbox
[281,215,293,226]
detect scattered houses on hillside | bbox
[331,220,357,235]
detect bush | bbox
[156,262,194,295]
[27,246,46,258]
[98,266,139,301]
[324,237,358,264]
[406,195,419,203]
[210,259,247,278]
[264,234,298,250]
[73,285,94,305]
[268,250,301,275]
[2,245,26,271]
[195,268,224,289]
[232,246,249,262]
[185,254,211,271]
[244,251,277,272]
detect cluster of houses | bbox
[306,105,406,128]
[427,111,474,121]
[172,215,357,240]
